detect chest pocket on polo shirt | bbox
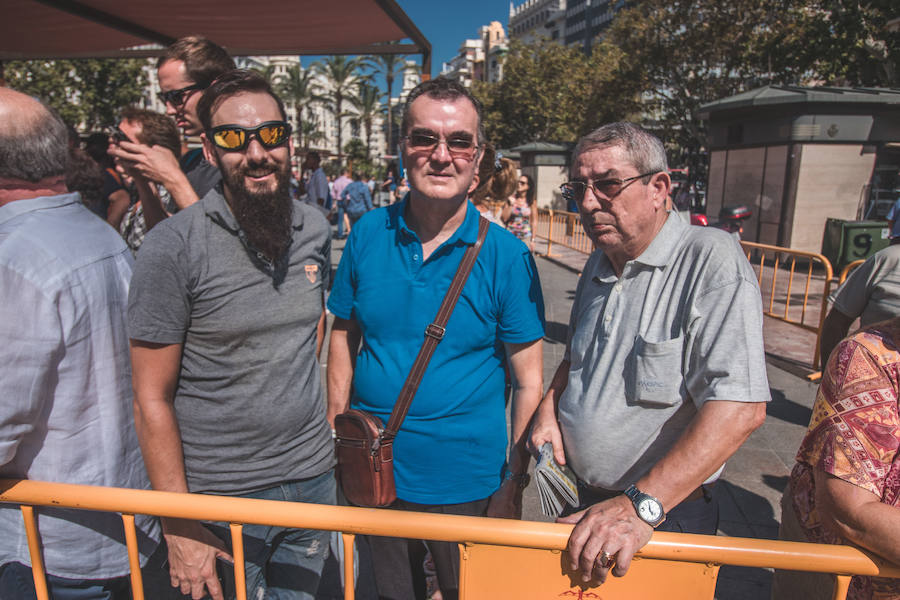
[628,334,684,407]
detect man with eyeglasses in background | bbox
[529,122,769,586]
[110,36,235,209]
[128,70,335,600]
[326,76,545,600]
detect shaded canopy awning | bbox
[1,0,430,71]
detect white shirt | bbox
[0,192,159,578]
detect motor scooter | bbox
[690,204,752,239]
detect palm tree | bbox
[365,49,406,154]
[350,82,385,160]
[300,119,326,150]
[314,56,368,165]
[273,64,325,152]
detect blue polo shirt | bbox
[328,199,545,504]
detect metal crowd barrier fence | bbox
[838,259,865,285]
[3,479,900,600]
[740,242,834,370]
[531,209,837,372]
[533,208,593,256]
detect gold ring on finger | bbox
[597,550,615,569]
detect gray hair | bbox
[572,122,668,177]
[0,101,68,182]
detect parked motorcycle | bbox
[690,204,752,239]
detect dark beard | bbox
[222,159,293,263]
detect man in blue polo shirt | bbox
[326,77,545,600]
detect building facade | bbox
[509,0,566,43]
[508,0,625,50]
[440,21,509,88]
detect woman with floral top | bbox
[501,173,534,243]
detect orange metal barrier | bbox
[740,241,834,370]
[838,259,865,285]
[533,208,594,257]
[3,479,900,600]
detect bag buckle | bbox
[424,323,445,340]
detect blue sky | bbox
[301,0,513,91]
[397,0,513,77]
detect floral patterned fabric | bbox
[505,203,531,241]
[790,319,900,600]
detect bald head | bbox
[0,88,69,186]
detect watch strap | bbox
[623,484,666,527]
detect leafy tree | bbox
[794,0,899,87]
[315,56,369,165]
[603,0,815,171]
[364,49,406,153]
[6,58,148,131]
[343,138,378,178]
[472,40,597,149]
[350,81,385,160]
[598,0,898,172]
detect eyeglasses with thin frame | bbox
[208,121,292,152]
[157,84,204,107]
[403,132,479,160]
[560,171,659,203]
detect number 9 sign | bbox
[852,233,872,257]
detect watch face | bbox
[638,498,662,522]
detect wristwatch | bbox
[623,485,666,528]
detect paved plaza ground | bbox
[326,232,821,599]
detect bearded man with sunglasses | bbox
[128,70,335,600]
[110,36,235,211]
[327,77,545,600]
[529,122,769,586]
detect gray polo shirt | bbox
[832,244,900,327]
[128,187,334,494]
[559,212,770,490]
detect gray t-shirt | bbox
[832,244,900,327]
[559,212,771,490]
[128,187,334,494]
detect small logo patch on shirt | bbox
[305,264,318,283]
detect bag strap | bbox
[382,217,490,439]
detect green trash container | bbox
[821,218,891,273]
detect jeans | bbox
[206,470,336,600]
[336,205,346,238]
[0,538,175,600]
[364,496,490,600]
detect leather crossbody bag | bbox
[334,217,490,507]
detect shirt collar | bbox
[0,192,82,227]
[205,185,305,234]
[389,194,480,246]
[592,211,685,282]
[633,211,686,268]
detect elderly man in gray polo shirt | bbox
[530,122,769,584]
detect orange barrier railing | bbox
[741,241,835,370]
[533,208,593,257]
[3,479,900,600]
[838,259,865,285]
[532,213,843,372]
